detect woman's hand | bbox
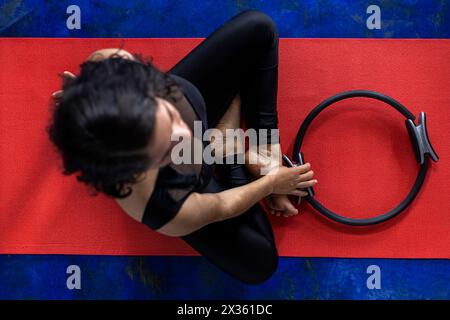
[264,194,299,217]
[51,71,77,103]
[268,162,317,196]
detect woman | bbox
[47,9,317,284]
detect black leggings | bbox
[168,9,280,284]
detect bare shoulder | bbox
[114,168,159,223]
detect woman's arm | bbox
[156,174,272,237]
[156,164,313,237]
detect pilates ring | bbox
[282,90,439,226]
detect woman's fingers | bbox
[52,90,62,98]
[296,179,318,189]
[51,71,76,104]
[63,71,76,79]
[291,162,311,174]
[297,180,317,188]
[290,189,308,197]
[52,71,76,100]
[297,170,314,182]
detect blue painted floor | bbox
[0,255,449,300]
[1,0,449,38]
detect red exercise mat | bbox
[0,38,449,258]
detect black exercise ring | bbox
[283,90,439,226]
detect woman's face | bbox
[147,97,192,168]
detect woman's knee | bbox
[239,9,278,45]
[239,241,279,285]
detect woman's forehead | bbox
[87,48,136,61]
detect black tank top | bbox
[142,73,214,230]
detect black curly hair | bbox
[46,53,183,199]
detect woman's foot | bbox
[212,92,244,158]
[264,194,299,218]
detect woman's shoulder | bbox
[167,73,208,128]
[114,168,159,223]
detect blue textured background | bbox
[1,255,449,299]
[1,0,449,37]
[0,0,449,300]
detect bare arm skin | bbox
[156,163,314,237]
[157,173,272,237]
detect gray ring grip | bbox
[406,112,439,164]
